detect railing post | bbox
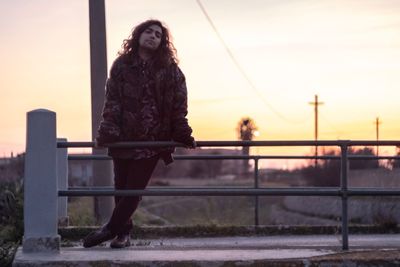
[57,138,69,226]
[340,142,349,250]
[23,109,60,252]
[254,157,259,226]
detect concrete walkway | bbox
[13,234,400,266]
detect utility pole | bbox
[89,0,113,223]
[374,117,381,157]
[309,95,324,167]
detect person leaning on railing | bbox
[83,19,196,249]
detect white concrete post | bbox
[23,109,60,253]
[57,138,69,226]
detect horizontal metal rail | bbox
[69,186,271,190]
[68,154,339,160]
[68,185,400,196]
[58,188,400,197]
[57,140,400,148]
[348,189,400,196]
[67,154,400,161]
[59,188,342,197]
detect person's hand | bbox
[94,138,104,148]
[189,140,197,149]
[184,139,196,149]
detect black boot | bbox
[110,233,131,249]
[83,225,115,248]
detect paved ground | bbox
[13,234,400,266]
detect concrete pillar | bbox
[23,109,60,252]
[57,138,69,226]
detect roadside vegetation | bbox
[0,154,24,267]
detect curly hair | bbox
[119,19,178,69]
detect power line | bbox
[195,0,308,124]
[318,112,345,138]
[191,95,253,104]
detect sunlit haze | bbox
[1,0,399,168]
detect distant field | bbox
[67,169,400,227]
[67,177,284,226]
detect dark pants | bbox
[106,155,159,235]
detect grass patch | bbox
[68,197,96,226]
[141,195,273,226]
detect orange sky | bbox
[0,0,399,168]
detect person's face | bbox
[138,24,163,51]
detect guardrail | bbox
[23,109,400,253]
[65,152,400,228]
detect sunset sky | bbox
[1,0,399,167]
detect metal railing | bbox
[22,110,400,252]
[59,140,400,251]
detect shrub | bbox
[0,181,24,267]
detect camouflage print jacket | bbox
[96,55,194,164]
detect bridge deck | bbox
[13,234,400,266]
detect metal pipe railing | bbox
[59,188,342,197]
[254,158,259,226]
[57,140,400,148]
[58,139,400,251]
[60,188,400,197]
[340,143,349,250]
[24,110,400,253]
[68,154,400,160]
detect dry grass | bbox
[67,169,400,227]
[67,197,96,226]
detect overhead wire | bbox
[195,0,309,124]
[191,95,253,104]
[319,111,343,138]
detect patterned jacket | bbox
[96,54,194,164]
